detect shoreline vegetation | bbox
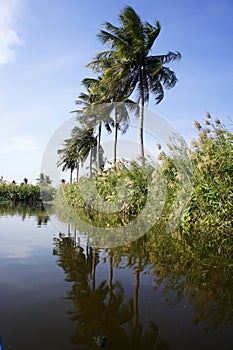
[57,113,233,241]
[0,174,54,205]
[1,113,232,244]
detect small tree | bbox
[36,173,52,187]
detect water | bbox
[0,204,232,349]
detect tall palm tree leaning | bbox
[74,77,131,165]
[73,77,112,170]
[57,137,78,184]
[57,127,97,182]
[88,6,181,158]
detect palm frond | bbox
[159,51,182,64]
[159,66,178,89]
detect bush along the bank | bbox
[0,182,55,204]
[179,114,233,255]
[57,114,232,240]
[60,159,154,227]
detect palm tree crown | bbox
[88,6,181,157]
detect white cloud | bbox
[0,0,23,64]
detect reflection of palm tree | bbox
[133,263,141,332]
[54,236,170,349]
[108,250,114,305]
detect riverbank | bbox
[0,182,54,205]
[58,114,232,252]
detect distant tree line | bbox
[0,173,54,204]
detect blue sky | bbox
[0,0,233,183]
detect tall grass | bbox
[59,114,232,244]
[179,114,233,256]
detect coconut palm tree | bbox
[36,173,52,187]
[73,77,112,170]
[74,77,133,165]
[70,125,98,178]
[88,6,181,158]
[57,137,78,184]
[57,126,97,182]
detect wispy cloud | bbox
[0,0,23,64]
[0,136,37,154]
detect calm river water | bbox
[0,204,232,350]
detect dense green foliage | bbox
[179,114,233,258]
[57,114,232,256]
[0,181,55,204]
[60,159,153,227]
[181,115,232,230]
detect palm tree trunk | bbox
[113,106,118,163]
[67,223,71,237]
[97,122,102,169]
[76,159,80,181]
[89,147,93,177]
[139,70,145,158]
[70,169,73,184]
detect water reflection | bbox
[0,204,232,349]
[0,202,49,227]
[53,233,170,349]
[53,217,233,346]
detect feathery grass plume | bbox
[188,152,197,160]
[206,111,211,119]
[190,140,198,149]
[157,151,166,161]
[194,121,202,130]
[215,128,224,135]
[204,120,210,125]
[181,114,233,258]
[199,129,208,139]
[215,118,221,125]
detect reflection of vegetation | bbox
[52,218,233,334]
[53,234,169,349]
[122,227,233,331]
[0,202,50,226]
[1,202,232,343]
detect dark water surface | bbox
[0,204,232,349]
